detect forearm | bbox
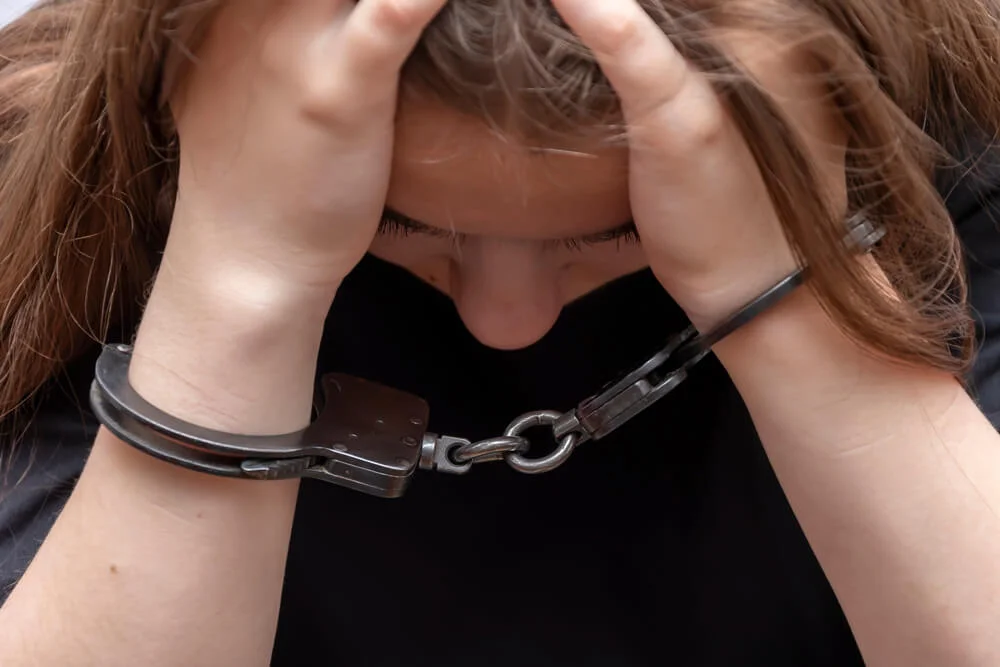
[713,288,1000,666]
[0,257,332,666]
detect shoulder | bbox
[938,135,1000,229]
[0,346,97,603]
[938,136,1000,426]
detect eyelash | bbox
[377,209,642,251]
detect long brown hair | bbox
[1,0,998,422]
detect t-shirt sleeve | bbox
[946,147,1000,428]
[0,378,95,604]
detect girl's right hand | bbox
[166,0,448,300]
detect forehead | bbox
[387,99,632,238]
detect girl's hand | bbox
[552,0,848,329]
[167,0,447,299]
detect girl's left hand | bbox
[552,0,849,329]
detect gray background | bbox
[1,0,33,27]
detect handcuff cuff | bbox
[89,216,885,499]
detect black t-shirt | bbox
[3,149,1000,666]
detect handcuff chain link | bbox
[431,328,697,477]
[452,435,530,465]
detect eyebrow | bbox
[382,206,638,244]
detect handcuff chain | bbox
[432,212,886,477]
[91,217,885,497]
[432,329,698,477]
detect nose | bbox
[451,239,563,350]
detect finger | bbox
[550,0,722,140]
[337,0,449,81]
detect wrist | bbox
[656,257,801,333]
[157,226,345,316]
[709,284,874,380]
[128,258,333,434]
[166,198,364,300]
[707,287,956,443]
[671,217,885,333]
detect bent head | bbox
[1,0,996,416]
[380,101,640,350]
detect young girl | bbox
[1,0,999,664]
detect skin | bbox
[377,104,643,349]
[376,28,841,350]
[0,1,998,666]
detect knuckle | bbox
[629,89,728,155]
[299,76,390,128]
[595,12,643,54]
[299,78,351,124]
[368,0,423,38]
[657,89,727,151]
[681,93,728,147]
[678,94,728,148]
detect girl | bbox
[1,0,999,664]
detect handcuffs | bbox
[90,216,885,498]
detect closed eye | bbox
[377,207,641,251]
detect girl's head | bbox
[1,0,998,418]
